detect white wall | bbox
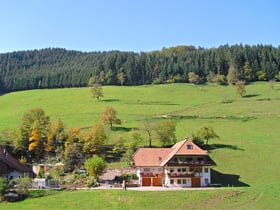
[200,167,211,186]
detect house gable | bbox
[0,146,32,177]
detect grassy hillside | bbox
[0,82,280,209]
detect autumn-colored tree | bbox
[227,66,238,85]
[91,83,104,101]
[28,128,45,161]
[155,119,176,146]
[236,80,246,97]
[188,72,200,84]
[100,106,121,130]
[14,108,50,161]
[117,72,126,86]
[213,74,227,85]
[64,127,84,172]
[83,123,107,154]
[46,119,67,160]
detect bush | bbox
[152,78,162,84]
[86,176,97,187]
[10,177,32,196]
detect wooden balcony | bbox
[167,160,215,166]
[140,172,164,178]
[168,172,201,178]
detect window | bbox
[187,144,193,150]
[177,179,181,184]
[204,168,209,173]
[182,179,186,184]
[177,168,182,173]
[182,168,186,172]
[144,168,150,172]
[170,168,174,173]
[170,179,174,184]
[205,178,209,185]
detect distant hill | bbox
[0,44,279,92]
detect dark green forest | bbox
[0,44,279,92]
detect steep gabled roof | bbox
[0,146,32,173]
[160,139,208,166]
[132,139,212,167]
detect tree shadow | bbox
[102,99,120,102]
[211,169,250,187]
[203,144,244,151]
[112,126,133,132]
[243,94,259,98]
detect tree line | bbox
[0,44,279,92]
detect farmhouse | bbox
[132,138,216,187]
[0,146,33,180]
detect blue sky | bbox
[1,0,279,53]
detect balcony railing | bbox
[140,172,164,177]
[167,160,215,166]
[168,172,201,178]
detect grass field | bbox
[0,82,280,209]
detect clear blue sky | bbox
[1,0,279,53]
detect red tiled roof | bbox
[0,146,32,173]
[132,139,212,167]
[132,148,171,167]
[160,139,208,166]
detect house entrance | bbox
[191,177,201,187]
[142,177,151,186]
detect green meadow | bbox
[0,82,280,209]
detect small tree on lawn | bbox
[142,120,156,148]
[236,80,246,97]
[85,155,107,179]
[91,84,104,101]
[197,125,219,145]
[100,106,121,130]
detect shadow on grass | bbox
[102,99,120,102]
[112,126,133,132]
[211,169,250,187]
[243,94,259,98]
[203,144,244,151]
[29,190,59,198]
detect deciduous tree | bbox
[100,107,121,130]
[91,84,104,101]
[227,66,238,85]
[85,155,107,178]
[14,108,50,161]
[197,125,219,145]
[83,123,107,155]
[142,120,155,148]
[188,72,199,84]
[64,127,84,172]
[236,80,246,97]
[155,119,176,146]
[117,72,126,86]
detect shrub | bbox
[152,78,162,84]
